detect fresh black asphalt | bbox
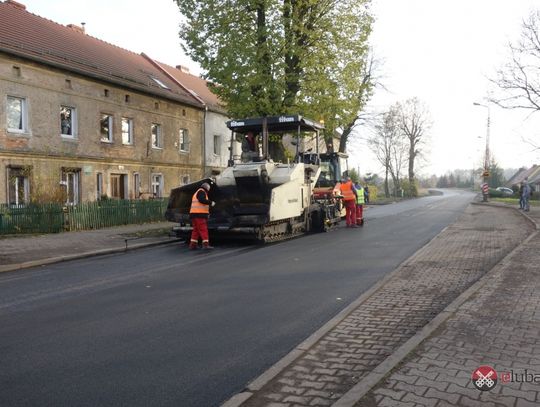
[0,190,474,407]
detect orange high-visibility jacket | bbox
[190,188,210,214]
[339,181,356,202]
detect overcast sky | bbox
[19,0,540,176]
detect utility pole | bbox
[473,102,491,202]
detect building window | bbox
[60,106,76,137]
[62,169,80,205]
[151,123,162,148]
[181,175,190,185]
[151,77,170,89]
[65,79,72,89]
[7,96,27,133]
[151,174,163,198]
[121,118,133,145]
[213,135,221,156]
[7,167,30,205]
[12,66,21,77]
[100,114,113,142]
[133,173,140,199]
[104,89,109,97]
[125,94,130,103]
[96,172,103,199]
[179,128,189,152]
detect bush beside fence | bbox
[0,199,168,235]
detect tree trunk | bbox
[384,166,390,197]
[408,143,416,196]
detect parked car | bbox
[496,187,514,196]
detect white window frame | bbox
[6,96,28,133]
[151,173,163,198]
[62,169,80,205]
[179,128,189,152]
[151,123,162,149]
[60,105,77,138]
[133,173,141,199]
[7,167,30,205]
[121,117,133,145]
[100,113,113,143]
[213,134,221,156]
[96,172,103,200]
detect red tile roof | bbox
[149,58,227,114]
[0,0,203,108]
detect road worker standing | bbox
[189,182,215,250]
[339,177,357,227]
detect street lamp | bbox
[473,102,491,201]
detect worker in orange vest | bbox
[339,177,357,227]
[189,182,215,250]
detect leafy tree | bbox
[176,0,374,157]
[488,158,506,187]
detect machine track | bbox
[259,217,307,243]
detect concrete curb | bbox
[0,237,181,274]
[332,205,539,407]
[221,225,454,406]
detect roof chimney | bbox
[6,0,26,9]
[176,65,190,73]
[67,24,85,34]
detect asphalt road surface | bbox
[0,190,474,407]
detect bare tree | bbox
[491,11,540,112]
[368,106,406,197]
[397,98,431,197]
[491,10,540,150]
[338,51,386,153]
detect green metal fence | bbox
[0,199,168,235]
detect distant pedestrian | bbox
[354,181,365,226]
[189,182,215,250]
[522,180,531,212]
[519,182,525,209]
[339,177,357,227]
[364,184,370,204]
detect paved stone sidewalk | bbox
[359,207,540,407]
[225,204,534,407]
[0,221,177,272]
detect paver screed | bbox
[238,205,533,407]
[360,211,540,407]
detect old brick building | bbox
[0,0,206,205]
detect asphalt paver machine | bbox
[165,115,345,243]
